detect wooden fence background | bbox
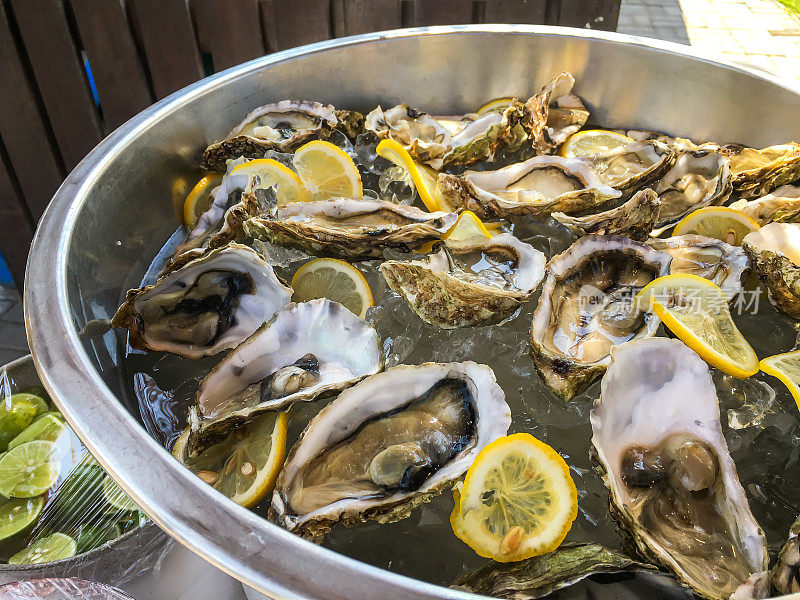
[0,0,621,289]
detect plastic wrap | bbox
[0,356,172,585]
[0,577,133,599]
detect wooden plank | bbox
[406,0,475,26]
[483,0,546,23]
[556,0,621,31]
[192,0,264,71]
[130,0,203,99]
[0,2,64,220]
[263,0,330,51]
[10,0,102,172]
[0,154,34,290]
[332,0,402,37]
[70,0,153,132]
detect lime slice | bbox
[9,393,49,416]
[101,476,138,512]
[0,496,44,541]
[74,524,118,554]
[34,411,65,423]
[8,414,66,450]
[0,397,40,451]
[0,440,61,498]
[8,532,77,564]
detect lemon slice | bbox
[419,210,497,253]
[9,532,77,564]
[230,159,309,205]
[172,410,288,508]
[293,140,362,201]
[450,433,578,562]
[183,174,223,229]
[636,274,758,378]
[376,138,442,212]
[291,258,373,319]
[672,206,760,246]
[760,351,800,413]
[476,97,514,116]
[559,130,634,158]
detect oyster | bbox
[202,100,364,171]
[451,543,667,600]
[730,184,800,225]
[365,102,526,169]
[111,244,291,358]
[188,299,382,448]
[723,142,800,198]
[437,155,621,219]
[380,233,546,328]
[579,140,676,195]
[648,235,749,301]
[269,361,511,541]
[743,222,800,319]
[521,72,590,154]
[772,515,800,595]
[529,235,671,400]
[591,338,768,600]
[552,188,660,241]
[243,198,457,259]
[652,148,732,228]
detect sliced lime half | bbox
[0,440,61,498]
[8,532,77,564]
[102,476,138,512]
[0,397,40,451]
[8,414,65,450]
[0,496,44,541]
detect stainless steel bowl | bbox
[24,25,800,600]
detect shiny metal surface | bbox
[24,25,800,600]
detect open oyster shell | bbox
[579,140,676,196]
[772,514,800,595]
[437,155,621,219]
[591,338,768,600]
[243,198,457,259]
[723,142,800,198]
[730,184,800,225]
[202,100,364,171]
[188,299,382,450]
[648,234,749,301]
[552,188,660,241]
[380,233,546,328]
[529,235,671,400]
[743,222,800,319]
[269,361,511,541]
[521,72,589,154]
[111,243,291,359]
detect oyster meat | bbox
[772,515,800,595]
[591,338,768,600]
[724,142,800,198]
[552,188,661,241]
[188,299,382,448]
[202,100,364,171]
[437,155,621,219]
[743,222,800,319]
[380,233,546,328]
[243,197,457,259]
[731,184,800,225]
[530,235,671,400]
[111,243,291,358]
[579,139,676,195]
[269,362,511,541]
[521,72,589,154]
[648,234,749,301]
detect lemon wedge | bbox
[292,140,362,201]
[418,210,497,253]
[230,158,308,205]
[559,130,634,159]
[172,410,288,508]
[376,138,442,212]
[672,206,760,246]
[450,433,578,563]
[760,351,800,413]
[183,174,223,229]
[291,258,373,319]
[476,97,514,116]
[636,274,758,378]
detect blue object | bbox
[84,56,100,107]
[0,252,13,285]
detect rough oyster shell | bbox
[723,142,800,198]
[380,233,546,328]
[648,234,749,301]
[590,338,768,600]
[521,72,589,154]
[188,299,382,449]
[730,184,800,225]
[437,155,621,219]
[552,188,660,241]
[202,100,363,171]
[269,361,510,541]
[772,515,800,595]
[743,222,800,319]
[243,198,457,259]
[529,235,671,400]
[579,140,677,196]
[111,243,291,359]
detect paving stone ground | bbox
[618,0,800,85]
